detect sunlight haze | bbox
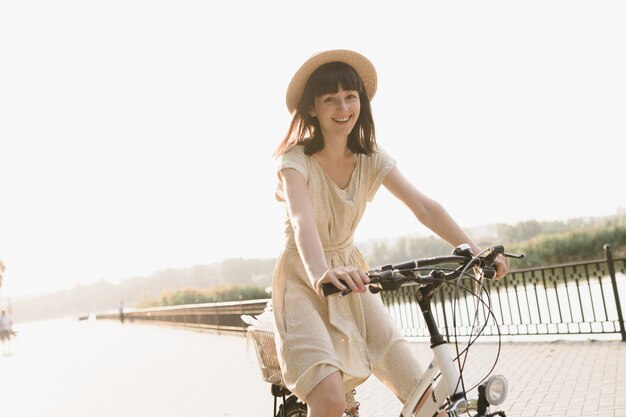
[1,1,624,298]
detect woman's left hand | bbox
[494,254,510,280]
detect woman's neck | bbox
[318,134,350,160]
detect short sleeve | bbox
[367,146,397,202]
[275,145,309,201]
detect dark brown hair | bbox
[274,62,376,157]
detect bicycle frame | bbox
[400,280,466,417]
[398,265,512,416]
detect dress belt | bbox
[285,240,354,253]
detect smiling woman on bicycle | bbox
[272,49,508,417]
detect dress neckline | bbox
[310,153,360,191]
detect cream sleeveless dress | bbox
[272,144,423,402]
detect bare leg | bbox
[305,371,346,417]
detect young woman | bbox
[272,49,508,417]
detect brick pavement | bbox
[353,339,626,417]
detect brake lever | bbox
[366,271,386,294]
[482,266,496,279]
[479,246,525,279]
[367,270,406,293]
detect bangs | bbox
[307,62,364,98]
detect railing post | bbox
[214,302,220,335]
[240,295,245,332]
[604,244,626,342]
[442,291,451,343]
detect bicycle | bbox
[249,244,523,417]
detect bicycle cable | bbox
[389,249,506,410]
[450,273,503,393]
[450,248,505,408]
[400,264,503,396]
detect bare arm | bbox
[281,168,369,295]
[383,166,509,278]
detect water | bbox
[0,318,269,417]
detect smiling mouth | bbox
[333,116,351,123]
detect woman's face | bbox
[310,86,361,139]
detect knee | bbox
[305,372,347,417]
[308,392,346,417]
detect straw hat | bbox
[285,49,377,114]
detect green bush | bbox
[507,226,626,268]
[137,284,270,308]
[362,219,626,270]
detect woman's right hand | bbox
[313,266,370,297]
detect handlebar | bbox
[322,244,524,297]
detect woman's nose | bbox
[336,99,348,110]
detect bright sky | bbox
[1,1,624,298]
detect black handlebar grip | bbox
[321,281,344,296]
[483,245,505,264]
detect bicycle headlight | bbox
[484,374,508,406]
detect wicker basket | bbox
[248,328,285,386]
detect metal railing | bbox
[96,246,626,341]
[97,299,268,334]
[382,245,626,341]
